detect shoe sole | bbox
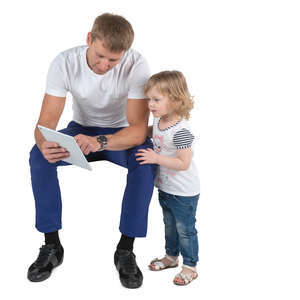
[120,279,143,289]
[148,263,179,271]
[118,271,143,289]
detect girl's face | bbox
[147,87,174,119]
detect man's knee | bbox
[128,152,156,178]
[127,140,156,172]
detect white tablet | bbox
[38,125,92,171]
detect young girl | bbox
[135,71,200,285]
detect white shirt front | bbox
[45,45,150,127]
[153,117,200,196]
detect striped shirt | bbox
[173,128,195,149]
[152,117,200,196]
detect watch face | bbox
[98,135,107,143]
[97,135,107,151]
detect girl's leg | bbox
[171,194,199,267]
[158,190,179,257]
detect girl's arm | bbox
[136,148,193,171]
[157,148,192,170]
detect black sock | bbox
[44,231,61,248]
[117,234,135,252]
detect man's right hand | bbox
[39,141,70,163]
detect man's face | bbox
[86,33,124,75]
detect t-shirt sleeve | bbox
[45,54,68,97]
[127,57,150,99]
[173,128,195,149]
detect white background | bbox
[0,0,299,299]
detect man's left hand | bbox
[74,134,101,155]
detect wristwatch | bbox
[96,135,108,151]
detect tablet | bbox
[38,125,92,171]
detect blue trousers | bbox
[159,190,199,267]
[29,121,156,237]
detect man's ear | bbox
[86,32,92,46]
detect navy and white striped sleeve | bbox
[173,128,195,149]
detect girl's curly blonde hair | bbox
[144,70,194,120]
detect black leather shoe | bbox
[27,244,64,282]
[114,249,143,289]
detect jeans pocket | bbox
[174,194,199,210]
[173,195,191,207]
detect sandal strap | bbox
[153,261,165,269]
[182,264,197,272]
[150,257,167,270]
[174,265,198,285]
[150,255,178,270]
[175,272,194,284]
[150,257,159,264]
[165,255,178,263]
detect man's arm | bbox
[75,98,149,154]
[147,126,153,138]
[34,93,70,163]
[106,98,149,150]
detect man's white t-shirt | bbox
[45,45,150,127]
[153,117,200,197]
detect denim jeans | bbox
[158,190,199,267]
[29,121,156,237]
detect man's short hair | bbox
[91,13,134,52]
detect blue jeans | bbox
[158,190,199,267]
[29,121,156,237]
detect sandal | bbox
[173,265,198,286]
[149,255,179,271]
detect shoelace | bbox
[35,245,54,267]
[119,252,137,273]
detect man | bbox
[27,13,155,289]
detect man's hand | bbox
[135,148,159,164]
[40,141,70,163]
[74,134,100,155]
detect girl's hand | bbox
[135,148,159,164]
